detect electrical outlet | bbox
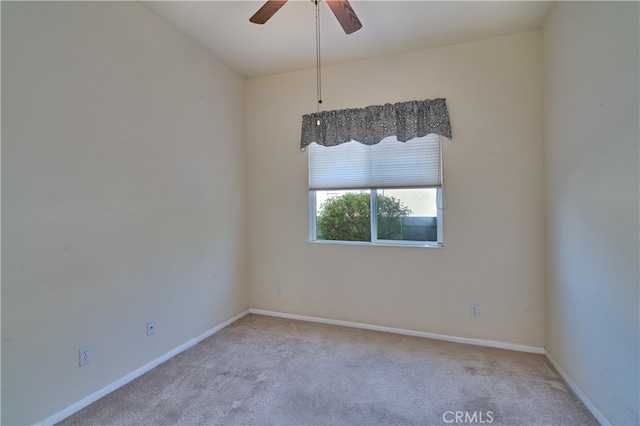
[147,320,156,336]
[276,286,283,295]
[79,346,91,366]
[471,304,480,317]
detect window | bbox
[308,135,443,247]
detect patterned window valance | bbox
[300,98,452,150]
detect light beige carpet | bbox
[60,314,597,425]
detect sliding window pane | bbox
[315,190,371,242]
[376,188,438,242]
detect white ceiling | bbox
[142,1,554,79]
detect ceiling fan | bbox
[250,0,363,35]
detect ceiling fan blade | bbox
[249,0,288,25]
[325,0,362,34]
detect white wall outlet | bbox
[79,346,91,366]
[276,286,283,295]
[471,304,480,317]
[147,320,156,336]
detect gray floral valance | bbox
[300,98,452,150]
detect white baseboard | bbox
[37,309,251,426]
[37,308,552,425]
[544,350,609,426]
[249,308,545,354]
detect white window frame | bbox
[307,135,445,248]
[309,188,444,248]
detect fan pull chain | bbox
[315,0,322,118]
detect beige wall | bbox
[543,2,640,425]
[246,32,545,347]
[1,2,248,424]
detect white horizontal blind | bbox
[308,135,441,190]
